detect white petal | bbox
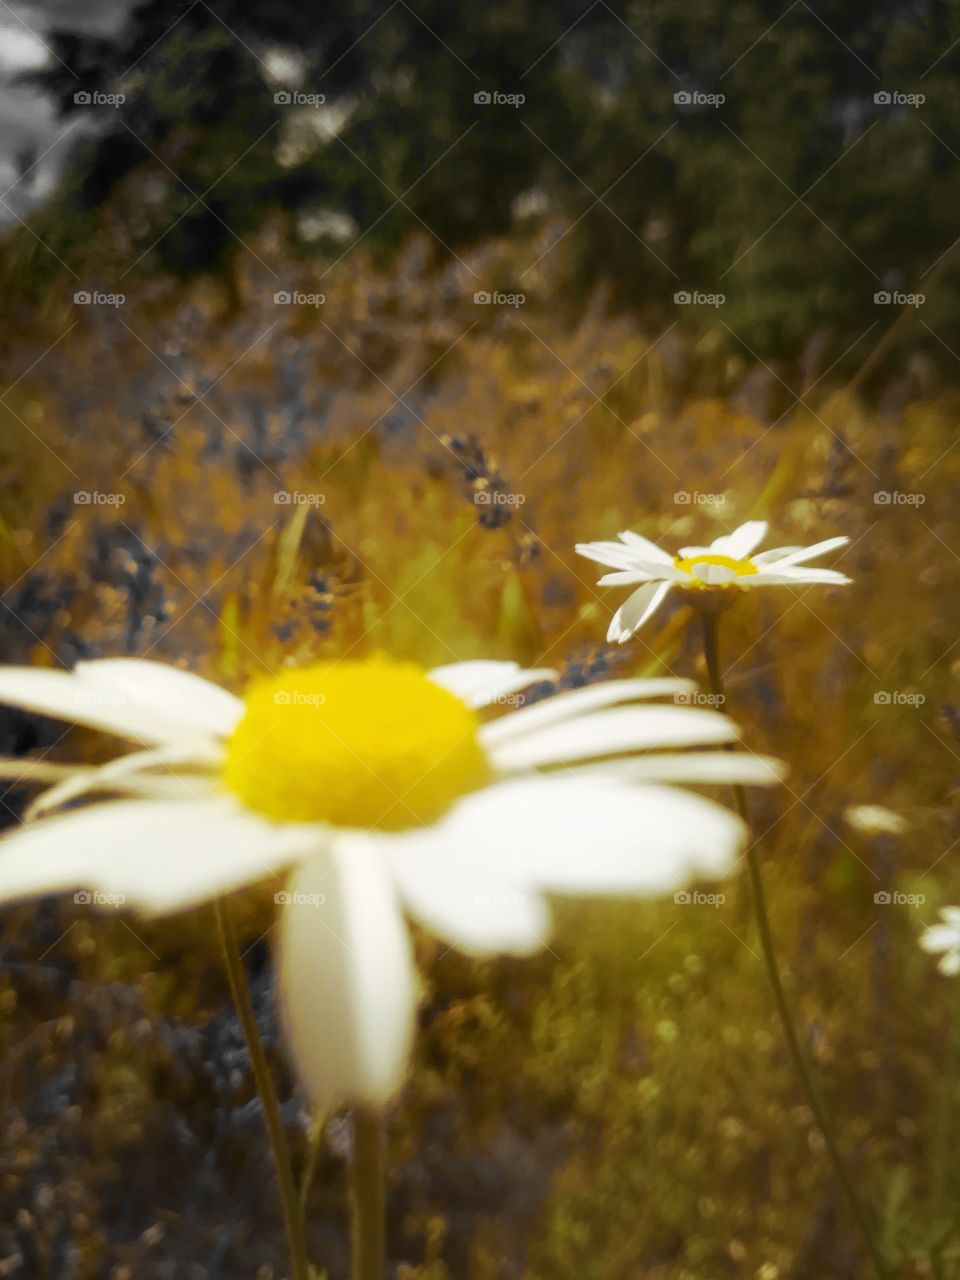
[746,568,851,587]
[76,659,244,738]
[0,758,77,784]
[607,582,672,643]
[690,562,739,585]
[486,704,738,771]
[384,775,745,902]
[741,571,810,586]
[0,797,321,913]
[771,566,851,585]
[383,839,550,957]
[0,667,216,747]
[427,661,555,709]
[920,924,960,954]
[942,907,960,928]
[710,520,768,559]
[279,842,416,1107]
[616,530,674,564]
[786,542,850,565]
[575,540,645,571]
[25,742,222,820]
[482,678,696,748]
[598,566,671,586]
[751,546,804,565]
[757,535,844,565]
[569,751,785,786]
[940,951,960,977]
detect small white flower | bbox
[576,520,851,643]
[845,804,906,837]
[920,908,960,976]
[0,655,783,1107]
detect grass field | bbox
[0,235,957,1278]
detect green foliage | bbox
[11,0,960,369]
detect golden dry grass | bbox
[0,233,957,1278]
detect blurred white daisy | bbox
[576,520,851,643]
[0,655,782,1107]
[844,804,906,837]
[920,908,960,976]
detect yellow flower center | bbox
[223,658,491,829]
[673,552,758,584]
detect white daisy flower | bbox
[0,655,783,1107]
[844,804,906,837]
[920,908,960,976]
[576,520,851,644]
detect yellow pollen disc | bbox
[673,552,758,583]
[223,658,491,829]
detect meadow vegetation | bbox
[0,231,956,1277]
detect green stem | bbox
[300,1111,327,1214]
[215,899,310,1280]
[351,1106,386,1280]
[699,613,891,1280]
[931,971,960,1257]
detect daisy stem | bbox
[300,1111,327,1214]
[930,972,960,1247]
[699,612,891,1280]
[351,1106,386,1280]
[214,899,310,1280]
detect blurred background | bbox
[0,1,958,1277]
